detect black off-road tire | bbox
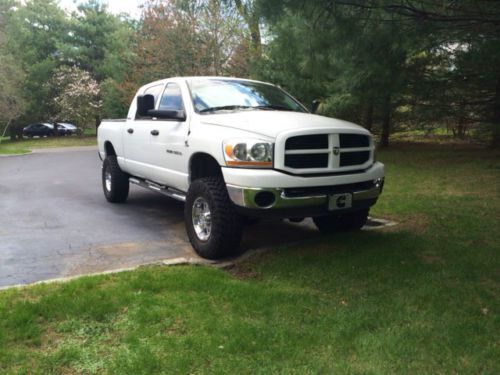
[313,209,369,234]
[102,156,129,203]
[185,177,243,259]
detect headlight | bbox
[223,139,273,168]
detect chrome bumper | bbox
[226,178,384,210]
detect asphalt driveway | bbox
[0,147,322,287]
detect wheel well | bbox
[104,141,116,157]
[189,153,223,182]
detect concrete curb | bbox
[0,145,97,158]
[162,256,233,269]
[30,145,98,153]
[0,151,32,157]
[0,265,142,291]
[0,257,231,292]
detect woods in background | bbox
[0,0,499,147]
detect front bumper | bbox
[227,178,383,208]
[223,163,384,217]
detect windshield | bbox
[188,79,307,114]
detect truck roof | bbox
[144,76,274,87]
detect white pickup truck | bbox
[98,77,384,259]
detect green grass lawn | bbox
[0,135,96,155]
[390,127,492,145]
[1,144,499,374]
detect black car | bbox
[56,122,80,135]
[23,123,67,137]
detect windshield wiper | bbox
[199,105,252,113]
[252,105,292,111]
[199,104,294,113]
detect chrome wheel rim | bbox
[105,170,112,192]
[192,197,212,241]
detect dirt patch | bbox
[95,242,147,256]
[40,325,65,349]
[164,319,187,336]
[63,240,193,277]
[8,289,44,304]
[226,249,273,280]
[227,263,259,280]
[93,239,191,257]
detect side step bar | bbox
[129,177,186,202]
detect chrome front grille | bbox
[281,132,372,173]
[339,151,370,166]
[339,134,370,148]
[285,134,328,150]
[284,153,329,169]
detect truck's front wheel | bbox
[185,177,243,259]
[313,209,369,234]
[102,156,129,203]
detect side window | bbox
[143,84,164,106]
[159,83,184,111]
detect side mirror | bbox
[137,94,155,117]
[148,109,186,121]
[311,99,321,114]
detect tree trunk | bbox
[234,0,261,59]
[456,116,466,139]
[492,76,500,148]
[249,18,261,58]
[1,118,12,144]
[363,101,374,131]
[455,99,468,139]
[380,95,391,148]
[9,122,22,141]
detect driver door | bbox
[148,82,190,191]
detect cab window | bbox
[159,83,184,111]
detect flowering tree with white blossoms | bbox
[50,66,101,134]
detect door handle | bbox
[151,129,159,136]
[127,128,134,134]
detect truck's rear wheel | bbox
[102,156,129,203]
[185,177,243,259]
[313,209,369,234]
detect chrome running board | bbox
[129,177,186,202]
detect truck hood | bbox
[199,111,368,139]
